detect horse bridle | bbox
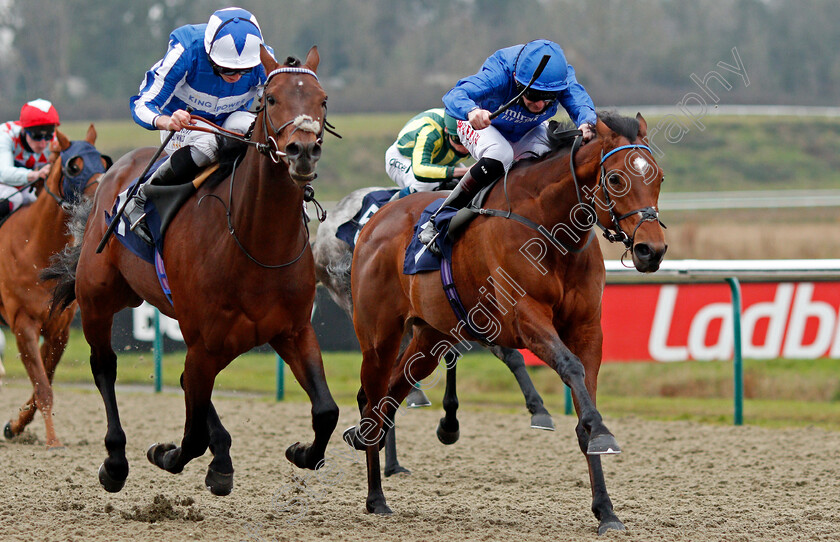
[195,66,338,269]
[44,142,107,209]
[570,136,665,253]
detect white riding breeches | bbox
[454,119,552,170]
[162,110,256,165]
[0,184,37,211]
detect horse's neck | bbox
[497,144,601,234]
[22,184,68,251]
[230,149,305,249]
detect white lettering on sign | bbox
[648,283,840,362]
[782,283,836,359]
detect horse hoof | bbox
[286,442,318,470]
[146,442,178,469]
[342,426,366,451]
[205,468,234,496]
[98,463,126,493]
[530,412,555,431]
[587,434,621,455]
[598,519,626,535]
[384,464,411,477]
[405,388,431,408]
[366,500,393,515]
[436,419,460,445]
[4,421,15,440]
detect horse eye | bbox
[661,174,666,183]
[265,95,276,106]
[608,173,621,186]
[68,161,81,175]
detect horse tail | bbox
[41,198,93,314]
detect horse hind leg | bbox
[83,312,129,492]
[436,350,460,445]
[148,349,220,482]
[488,345,554,431]
[170,372,234,495]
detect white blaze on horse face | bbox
[633,156,650,175]
[293,115,321,134]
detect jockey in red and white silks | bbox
[0,99,61,217]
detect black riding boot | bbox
[418,157,505,252]
[125,147,201,245]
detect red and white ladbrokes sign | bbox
[601,282,840,362]
[523,281,840,364]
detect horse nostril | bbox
[285,142,301,160]
[310,143,322,161]
[634,243,651,259]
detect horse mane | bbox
[284,56,301,67]
[597,110,640,141]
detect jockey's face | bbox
[24,128,54,154]
[220,73,244,84]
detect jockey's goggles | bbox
[211,62,253,77]
[521,87,558,104]
[25,129,55,141]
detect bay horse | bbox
[312,186,553,475]
[0,125,107,448]
[46,47,338,495]
[345,112,666,534]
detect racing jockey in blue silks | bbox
[418,39,598,249]
[125,7,271,244]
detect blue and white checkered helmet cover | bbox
[203,7,263,69]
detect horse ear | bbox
[594,119,613,141]
[55,129,71,151]
[85,123,97,145]
[636,112,648,139]
[260,44,278,74]
[304,45,320,73]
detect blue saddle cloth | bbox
[403,200,457,275]
[104,158,168,264]
[335,189,399,251]
[104,158,173,304]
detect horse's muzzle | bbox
[632,241,668,273]
[286,141,322,183]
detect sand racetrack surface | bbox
[1,382,838,542]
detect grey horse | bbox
[312,186,553,476]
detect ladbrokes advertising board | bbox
[601,282,840,362]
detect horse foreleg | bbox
[272,326,339,471]
[7,318,62,448]
[563,324,624,535]
[487,345,554,430]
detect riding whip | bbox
[95,107,192,253]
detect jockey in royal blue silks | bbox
[125,7,271,245]
[418,39,598,251]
